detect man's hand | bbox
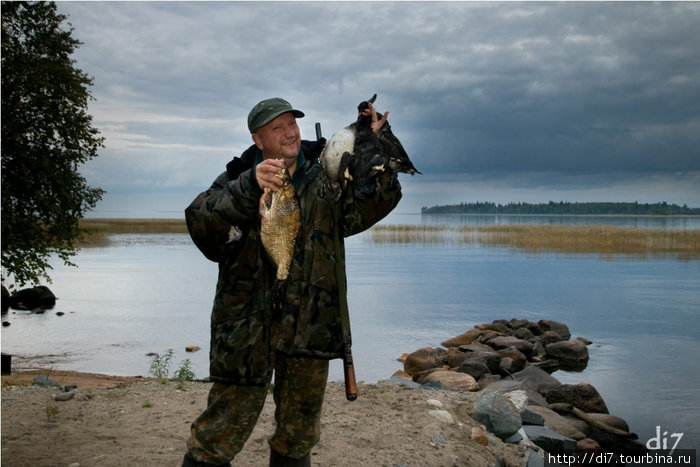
[360,101,389,134]
[255,158,286,191]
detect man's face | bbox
[252,112,302,166]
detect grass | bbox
[370,224,700,259]
[78,218,187,247]
[77,218,700,259]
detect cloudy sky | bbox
[56,1,700,217]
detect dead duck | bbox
[321,94,419,198]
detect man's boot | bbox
[181,452,230,467]
[269,448,311,467]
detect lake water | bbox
[2,214,699,452]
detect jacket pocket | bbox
[209,310,270,385]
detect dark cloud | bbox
[57,2,700,213]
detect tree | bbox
[2,1,105,287]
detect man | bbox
[183,98,402,466]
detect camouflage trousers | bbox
[186,352,329,464]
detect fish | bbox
[259,166,301,280]
[321,93,420,198]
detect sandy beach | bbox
[1,370,528,467]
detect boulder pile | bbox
[393,318,644,457]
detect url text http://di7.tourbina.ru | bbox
[545,449,696,466]
[545,425,695,466]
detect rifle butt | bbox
[343,346,358,401]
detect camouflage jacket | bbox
[185,140,402,385]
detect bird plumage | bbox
[320,94,420,198]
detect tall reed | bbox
[78,218,188,247]
[78,219,700,259]
[370,224,700,259]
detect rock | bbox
[426,399,443,408]
[521,408,545,426]
[545,340,589,370]
[477,373,501,390]
[576,336,593,345]
[542,382,608,414]
[456,360,489,380]
[531,359,560,374]
[525,450,545,467]
[458,346,501,373]
[441,328,482,347]
[484,379,549,409]
[523,405,586,440]
[390,369,413,381]
[433,432,447,445]
[509,318,530,329]
[562,414,590,435]
[488,336,534,357]
[474,329,502,342]
[521,425,577,451]
[32,374,60,388]
[540,330,565,346]
[54,389,76,401]
[525,321,542,336]
[577,437,602,450]
[473,392,522,440]
[512,365,562,393]
[403,347,446,376]
[442,347,470,368]
[576,412,635,447]
[484,321,510,333]
[428,409,454,424]
[504,430,523,444]
[418,369,479,391]
[389,372,421,388]
[538,319,571,340]
[9,285,56,310]
[513,327,534,340]
[501,389,533,412]
[530,340,546,358]
[496,348,527,374]
[470,426,489,446]
[585,413,630,433]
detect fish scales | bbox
[260,168,301,280]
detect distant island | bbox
[421,201,700,216]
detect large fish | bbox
[260,166,300,280]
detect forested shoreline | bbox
[421,201,700,216]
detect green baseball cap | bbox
[247,97,305,133]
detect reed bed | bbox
[369,224,451,244]
[370,224,700,259]
[77,219,700,259]
[78,218,187,247]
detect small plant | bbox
[148,349,174,380]
[142,401,153,408]
[148,349,196,383]
[45,405,59,422]
[174,358,195,382]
